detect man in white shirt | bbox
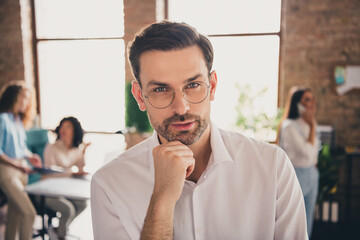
[91,21,308,240]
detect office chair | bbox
[26,128,49,184]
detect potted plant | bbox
[317,144,342,204]
[234,84,282,142]
[125,81,153,149]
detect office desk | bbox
[26,177,91,239]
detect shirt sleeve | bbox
[91,173,132,240]
[281,123,319,167]
[274,148,308,240]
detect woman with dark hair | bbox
[45,117,88,172]
[43,116,90,239]
[0,80,42,240]
[277,86,320,238]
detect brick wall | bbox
[123,0,360,147]
[280,0,360,147]
[0,0,25,87]
[124,0,156,82]
[1,0,358,147]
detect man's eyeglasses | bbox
[143,81,211,109]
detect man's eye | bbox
[153,87,169,93]
[186,82,200,89]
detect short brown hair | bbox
[128,21,214,86]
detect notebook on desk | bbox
[32,167,63,174]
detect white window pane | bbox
[168,0,281,34]
[38,39,125,132]
[210,36,279,141]
[83,133,126,173]
[35,0,124,38]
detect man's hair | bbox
[55,116,84,148]
[128,21,214,86]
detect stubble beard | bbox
[149,112,209,146]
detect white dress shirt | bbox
[279,118,320,168]
[91,123,307,240]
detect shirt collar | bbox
[5,112,17,121]
[208,120,234,167]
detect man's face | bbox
[132,46,217,145]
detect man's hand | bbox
[152,141,195,206]
[27,154,42,167]
[140,141,195,240]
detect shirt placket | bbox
[192,184,206,240]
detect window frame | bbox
[164,0,283,108]
[29,0,126,133]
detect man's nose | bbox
[171,90,189,115]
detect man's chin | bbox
[166,131,198,145]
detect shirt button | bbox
[196,228,204,234]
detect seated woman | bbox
[43,116,90,240]
[0,80,42,240]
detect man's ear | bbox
[209,70,218,101]
[131,81,147,111]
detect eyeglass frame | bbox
[142,81,212,109]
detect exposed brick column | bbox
[124,0,157,82]
[0,0,25,87]
[280,0,360,146]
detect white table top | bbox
[26,177,91,201]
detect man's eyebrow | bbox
[146,80,169,87]
[184,74,202,83]
[146,74,203,87]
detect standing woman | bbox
[0,80,42,240]
[277,86,320,238]
[43,116,89,239]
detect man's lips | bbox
[170,121,195,131]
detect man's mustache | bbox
[163,113,201,126]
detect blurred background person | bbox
[42,116,89,239]
[277,86,320,238]
[0,80,42,240]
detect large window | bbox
[32,0,127,175]
[168,0,282,141]
[31,2,126,237]
[34,0,125,133]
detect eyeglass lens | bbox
[146,81,210,109]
